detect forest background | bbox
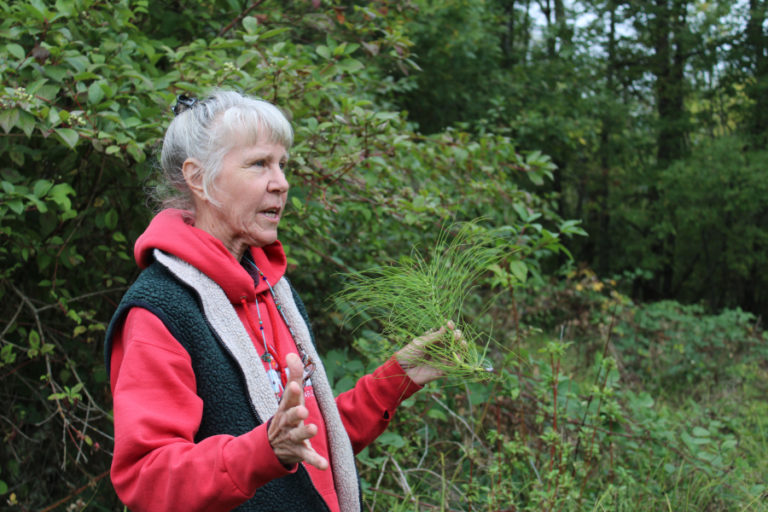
[1,0,767,510]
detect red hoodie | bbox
[109,209,421,512]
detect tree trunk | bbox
[652,0,689,167]
[595,1,617,276]
[538,0,556,57]
[747,0,768,146]
[500,0,517,65]
[555,0,572,50]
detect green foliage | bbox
[0,0,764,510]
[354,269,767,510]
[336,221,517,381]
[610,301,766,390]
[389,0,765,319]
[0,0,574,509]
[655,137,768,311]
[394,0,504,133]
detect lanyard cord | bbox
[241,297,284,398]
[241,251,315,397]
[240,297,278,364]
[242,253,309,361]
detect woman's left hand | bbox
[395,322,462,385]
[267,353,329,470]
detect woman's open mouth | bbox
[260,207,281,220]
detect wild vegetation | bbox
[0,0,766,510]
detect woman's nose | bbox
[268,164,289,192]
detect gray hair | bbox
[157,90,293,210]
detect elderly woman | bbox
[104,90,452,512]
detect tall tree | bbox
[592,0,619,276]
[746,0,768,145]
[648,0,691,166]
[538,0,572,57]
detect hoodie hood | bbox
[134,209,287,303]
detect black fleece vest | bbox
[105,262,331,512]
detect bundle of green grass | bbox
[337,221,513,382]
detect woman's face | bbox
[193,138,289,258]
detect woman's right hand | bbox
[267,353,329,470]
[395,321,463,386]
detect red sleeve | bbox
[109,308,295,512]
[335,358,422,454]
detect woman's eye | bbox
[279,161,287,170]
[252,160,266,167]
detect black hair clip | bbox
[172,94,198,116]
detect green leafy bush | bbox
[0,1,574,508]
[353,268,767,510]
[2,2,763,511]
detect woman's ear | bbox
[181,158,206,201]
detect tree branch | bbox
[219,0,268,37]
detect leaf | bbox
[453,146,469,164]
[28,330,40,348]
[376,431,407,448]
[338,58,364,74]
[99,82,115,99]
[48,108,61,126]
[16,111,36,137]
[7,199,24,215]
[126,142,145,162]
[88,81,105,105]
[508,260,528,283]
[55,128,79,149]
[260,27,290,40]
[33,179,53,198]
[28,0,49,19]
[48,183,75,210]
[692,426,710,437]
[44,65,69,82]
[6,43,25,60]
[242,16,259,33]
[316,45,331,60]
[104,208,118,230]
[527,170,544,186]
[73,71,100,81]
[426,407,447,421]
[512,203,529,221]
[632,392,655,408]
[9,151,24,166]
[0,108,19,134]
[36,84,60,101]
[55,0,75,17]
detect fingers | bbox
[268,418,328,469]
[285,421,317,443]
[268,404,325,466]
[278,354,305,411]
[416,325,447,345]
[302,442,329,470]
[279,401,309,426]
[268,353,329,469]
[416,322,462,347]
[285,352,305,388]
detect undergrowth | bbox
[333,267,768,511]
